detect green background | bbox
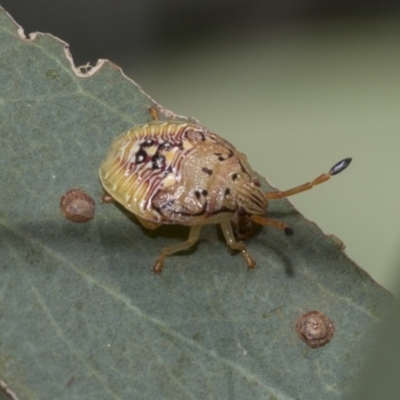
[130,19,400,294]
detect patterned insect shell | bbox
[99,121,268,228]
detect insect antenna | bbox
[265,158,352,200]
[250,158,352,235]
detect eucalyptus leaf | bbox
[0,7,393,400]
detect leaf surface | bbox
[0,7,392,400]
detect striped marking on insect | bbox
[99,107,351,273]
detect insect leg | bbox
[101,193,115,203]
[251,215,294,236]
[153,225,202,274]
[266,158,352,200]
[220,221,256,270]
[147,106,160,121]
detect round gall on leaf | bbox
[60,188,95,223]
[295,310,335,348]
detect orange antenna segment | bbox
[266,158,352,200]
[251,158,352,236]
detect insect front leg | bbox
[220,221,256,270]
[153,225,202,274]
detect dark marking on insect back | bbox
[195,190,208,200]
[215,149,233,162]
[208,134,220,144]
[135,149,147,164]
[159,141,172,151]
[224,188,231,197]
[153,199,175,213]
[202,167,212,175]
[152,154,166,169]
[232,173,238,181]
[164,166,173,175]
[142,139,154,147]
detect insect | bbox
[99,107,351,274]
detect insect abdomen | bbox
[99,122,197,222]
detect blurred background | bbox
[1,0,399,294]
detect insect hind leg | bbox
[153,225,202,274]
[220,221,256,270]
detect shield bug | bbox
[99,107,351,273]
